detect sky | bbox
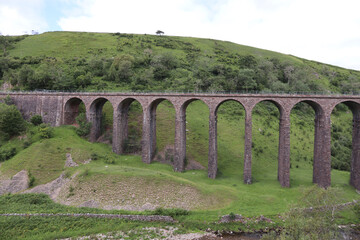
[0,0,359,70]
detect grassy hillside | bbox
[0,32,359,238]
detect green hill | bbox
[0,31,359,238]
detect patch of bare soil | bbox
[56,174,228,211]
[0,170,29,195]
[155,145,205,170]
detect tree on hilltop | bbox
[156,30,164,36]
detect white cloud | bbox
[0,0,48,35]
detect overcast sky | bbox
[0,0,359,70]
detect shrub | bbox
[28,171,35,187]
[0,146,16,161]
[0,103,25,140]
[75,113,91,137]
[30,114,43,126]
[279,186,343,239]
[38,123,54,139]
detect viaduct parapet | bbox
[1,91,359,191]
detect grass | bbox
[10,31,304,66]
[0,101,359,238]
[2,31,360,239]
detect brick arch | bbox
[252,99,286,185]
[290,99,330,188]
[213,99,246,179]
[330,100,360,190]
[112,98,144,155]
[146,98,177,164]
[172,98,210,173]
[252,98,285,115]
[214,98,246,115]
[290,99,325,115]
[179,98,210,114]
[88,97,113,142]
[63,97,85,125]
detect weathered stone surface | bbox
[0,170,29,195]
[65,153,78,167]
[24,173,72,200]
[1,92,360,190]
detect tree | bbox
[0,102,25,140]
[156,30,164,36]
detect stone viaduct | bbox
[1,91,359,191]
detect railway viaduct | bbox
[1,91,359,191]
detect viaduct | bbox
[1,91,359,191]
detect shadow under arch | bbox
[251,99,283,184]
[214,99,246,180]
[63,97,85,125]
[88,97,113,142]
[330,101,360,190]
[112,98,143,155]
[174,98,210,173]
[289,100,329,187]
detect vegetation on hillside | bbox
[0,32,359,94]
[0,32,360,239]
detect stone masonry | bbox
[1,91,360,190]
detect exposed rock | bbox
[0,170,29,195]
[79,200,99,208]
[65,153,78,167]
[24,173,75,200]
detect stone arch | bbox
[215,99,246,115]
[214,99,246,178]
[88,97,113,142]
[290,100,330,188]
[146,98,176,164]
[113,98,143,155]
[63,97,85,125]
[173,98,210,173]
[330,101,360,191]
[251,99,285,185]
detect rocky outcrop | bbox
[24,173,73,200]
[64,153,78,167]
[0,170,29,195]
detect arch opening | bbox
[289,101,323,186]
[331,101,360,190]
[215,100,245,179]
[89,97,113,142]
[64,97,85,125]
[113,98,143,155]
[183,99,209,171]
[150,99,176,165]
[251,100,281,183]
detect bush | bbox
[38,123,54,139]
[75,113,91,137]
[28,171,35,187]
[0,146,16,161]
[278,186,343,239]
[30,115,43,126]
[0,103,25,140]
